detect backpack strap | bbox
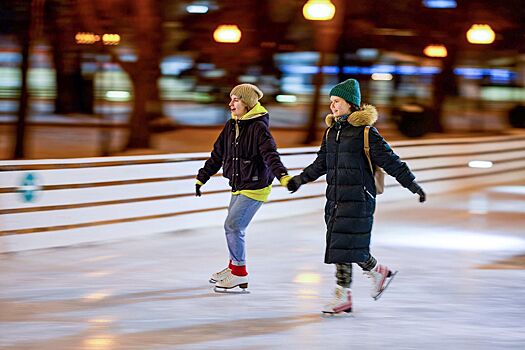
[364,126,374,174]
[325,126,332,139]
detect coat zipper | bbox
[326,124,341,261]
[333,126,341,212]
[334,124,341,206]
[232,120,239,191]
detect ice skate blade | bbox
[321,310,353,318]
[213,286,250,294]
[373,270,398,301]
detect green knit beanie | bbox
[329,79,361,107]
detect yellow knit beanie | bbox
[230,84,263,109]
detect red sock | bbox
[230,264,247,276]
[228,260,233,269]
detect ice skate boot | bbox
[322,285,352,315]
[364,264,397,300]
[209,267,231,284]
[213,271,249,294]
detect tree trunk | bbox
[431,46,458,133]
[303,51,326,144]
[75,0,164,150]
[303,0,345,144]
[52,49,90,114]
[48,0,88,114]
[126,0,162,149]
[125,0,163,149]
[13,1,34,159]
[127,73,151,148]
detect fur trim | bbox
[348,104,378,126]
[325,114,336,127]
[324,104,378,127]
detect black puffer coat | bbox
[197,109,287,191]
[298,105,417,263]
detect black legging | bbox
[335,254,377,288]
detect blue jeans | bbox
[224,194,263,266]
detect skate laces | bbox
[221,271,236,283]
[364,270,382,287]
[364,265,388,280]
[214,267,230,277]
[333,286,350,301]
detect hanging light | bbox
[422,0,457,9]
[371,73,393,81]
[466,24,495,44]
[102,34,120,45]
[75,32,100,45]
[213,24,242,43]
[186,4,209,14]
[303,0,336,21]
[423,44,448,57]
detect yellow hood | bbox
[231,102,268,121]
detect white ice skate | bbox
[209,267,231,284]
[213,271,249,294]
[364,264,397,300]
[322,285,352,315]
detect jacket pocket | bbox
[363,186,376,215]
[239,158,258,183]
[364,186,375,199]
[222,159,232,179]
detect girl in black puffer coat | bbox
[287,79,426,314]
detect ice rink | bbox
[1,183,525,349]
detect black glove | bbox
[417,188,426,203]
[287,175,303,193]
[195,184,202,197]
[408,182,426,203]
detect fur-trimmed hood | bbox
[325,104,378,127]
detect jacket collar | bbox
[325,104,378,127]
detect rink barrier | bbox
[1,134,525,252]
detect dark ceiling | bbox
[1,0,524,66]
[179,0,525,65]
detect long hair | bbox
[350,103,361,113]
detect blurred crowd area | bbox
[1,0,524,158]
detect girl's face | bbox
[329,96,351,117]
[229,95,248,117]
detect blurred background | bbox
[1,0,524,159]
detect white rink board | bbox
[1,135,525,252]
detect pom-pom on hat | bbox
[230,84,263,109]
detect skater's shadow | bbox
[118,313,323,346]
[0,286,225,322]
[13,313,323,348]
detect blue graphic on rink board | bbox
[19,173,40,202]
